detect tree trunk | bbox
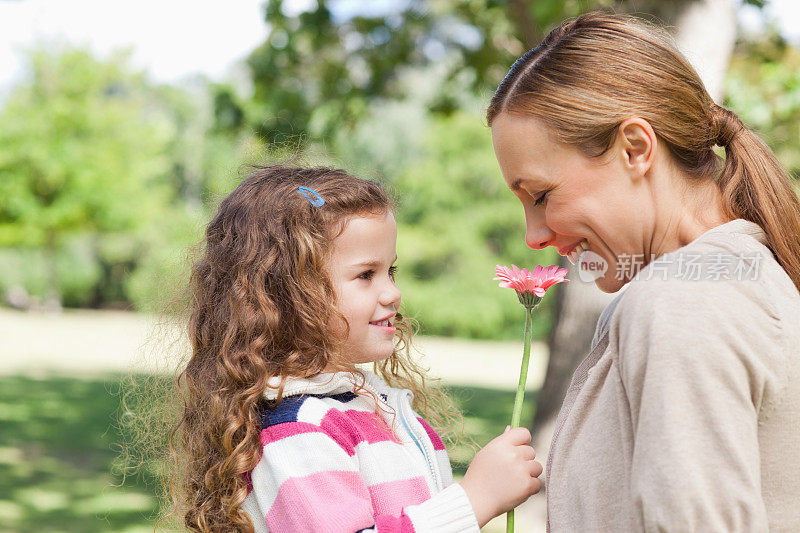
[508,0,543,48]
[672,0,737,101]
[43,229,62,312]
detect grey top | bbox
[547,219,800,532]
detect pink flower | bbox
[494,263,569,530]
[494,264,569,298]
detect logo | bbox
[577,250,608,282]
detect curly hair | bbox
[163,164,461,532]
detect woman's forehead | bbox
[492,115,559,165]
[492,113,590,190]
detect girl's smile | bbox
[369,314,396,333]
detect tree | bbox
[239,0,653,144]
[0,47,172,307]
[241,0,768,147]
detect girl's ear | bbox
[616,117,657,181]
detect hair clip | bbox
[297,186,325,207]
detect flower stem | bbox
[511,307,533,427]
[507,306,533,533]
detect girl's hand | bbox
[459,426,543,528]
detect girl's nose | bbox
[381,279,402,307]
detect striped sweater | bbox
[241,371,480,533]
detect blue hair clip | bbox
[297,186,325,207]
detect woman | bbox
[487,12,800,532]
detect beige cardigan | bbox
[546,219,800,532]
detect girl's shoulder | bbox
[262,370,393,403]
[257,388,392,432]
[257,390,364,430]
[257,372,399,454]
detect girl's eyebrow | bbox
[353,256,398,268]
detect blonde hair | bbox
[487,11,800,292]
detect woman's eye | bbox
[534,191,548,206]
[358,270,375,280]
[388,265,397,280]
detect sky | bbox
[0,0,268,89]
[0,0,797,92]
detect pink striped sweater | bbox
[241,371,480,532]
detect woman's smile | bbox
[560,239,590,265]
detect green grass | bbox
[0,375,536,532]
[0,376,161,533]
[447,385,537,476]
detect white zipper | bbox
[394,389,442,491]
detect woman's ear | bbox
[616,117,657,180]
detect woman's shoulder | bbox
[607,226,789,350]
[612,260,782,349]
[615,219,793,325]
[606,222,799,379]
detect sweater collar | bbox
[701,218,767,246]
[262,369,392,400]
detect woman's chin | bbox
[594,271,626,293]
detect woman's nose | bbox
[526,226,556,250]
[523,203,555,250]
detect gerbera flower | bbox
[494,264,569,309]
[493,263,569,533]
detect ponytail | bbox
[712,104,800,293]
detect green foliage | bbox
[242,0,635,145]
[0,48,172,247]
[393,113,558,339]
[0,46,267,310]
[725,33,800,177]
[0,47,175,306]
[243,0,768,147]
[0,239,101,308]
[0,2,788,343]
[124,208,201,313]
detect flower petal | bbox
[494,264,569,300]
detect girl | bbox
[175,165,542,532]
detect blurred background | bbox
[0,0,798,531]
